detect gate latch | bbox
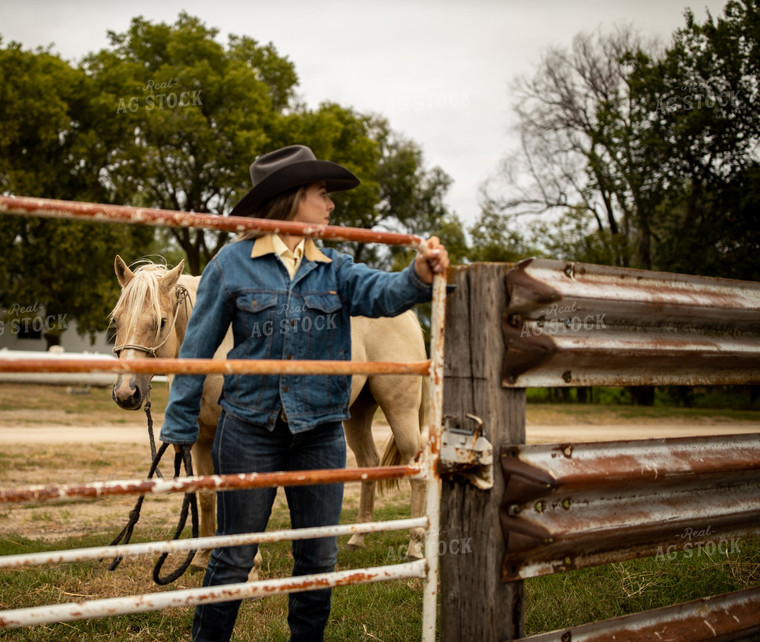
[439,414,493,490]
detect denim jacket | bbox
[160,237,432,444]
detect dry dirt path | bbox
[1,420,758,445]
[0,414,757,542]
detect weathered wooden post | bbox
[440,263,525,640]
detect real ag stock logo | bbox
[116,78,203,114]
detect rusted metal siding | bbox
[500,433,760,581]
[502,258,760,387]
[522,585,760,641]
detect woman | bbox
[160,144,448,642]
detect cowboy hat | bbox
[229,145,360,217]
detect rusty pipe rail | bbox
[0,196,428,251]
[0,517,428,570]
[500,432,760,581]
[0,560,427,630]
[0,356,430,376]
[0,464,424,504]
[502,258,760,387]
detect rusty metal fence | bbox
[0,195,447,638]
[498,259,760,640]
[433,260,760,641]
[2,197,759,640]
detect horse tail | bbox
[378,434,403,494]
[419,372,429,436]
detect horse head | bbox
[110,255,187,410]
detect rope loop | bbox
[108,433,198,583]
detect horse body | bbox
[110,255,426,569]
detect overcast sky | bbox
[0,0,728,228]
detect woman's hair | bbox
[237,184,308,241]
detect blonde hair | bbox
[237,185,308,241]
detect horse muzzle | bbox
[112,375,147,410]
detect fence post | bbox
[440,263,525,640]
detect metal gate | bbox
[0,195,447,639]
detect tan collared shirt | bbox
[251,234,332,279]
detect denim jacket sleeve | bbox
[335,253,432,317]
[160,259,233,445]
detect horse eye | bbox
[160,318,167,330]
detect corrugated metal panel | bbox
[523,586,760,641]
[502,258,760,387]
[500,433,760,581]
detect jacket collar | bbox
[250,234,331,263]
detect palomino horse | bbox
[109,256,428,573]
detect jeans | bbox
[192,411,346,642]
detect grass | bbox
[0,516,758,640]
[0,508,425,641]
[524,537,760,634]
[0,383,757,639]
[0,383,170,426]
[1,383,758,429]
[525,402,760,426]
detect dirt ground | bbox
[0,402,757,543]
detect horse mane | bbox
[110,260,173,342]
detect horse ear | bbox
[162,259,185,291]
[115,255,134,288]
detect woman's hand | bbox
[414,236,449,285]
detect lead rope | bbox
[108,441,198,585]
[144,389,162,478]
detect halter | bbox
[113,285,191,358]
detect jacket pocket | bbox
[303,292,342,314]
[235,292,279,340]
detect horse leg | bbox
[374,377,426,560]
[191,432,216,574]
[343,384,379,550]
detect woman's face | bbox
[293,181,334,226]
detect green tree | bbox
[281,105,455,268]
[82,12,299,275]
[1,13,456,348]
[490,2,759,280]
[486,27,663,269]
[467,205,539,264]
[0,41,152,347]
[84,14,454,274]
[629,0,760,280]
